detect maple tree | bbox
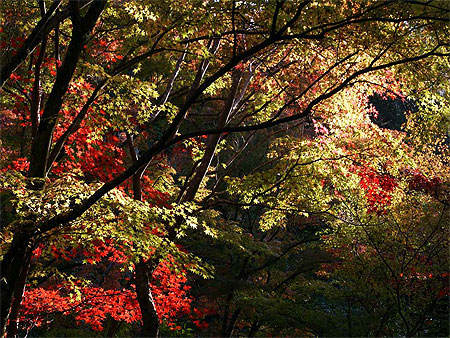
[1,0,449,337]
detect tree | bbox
[218,84,449,335]
[1,0,449,336]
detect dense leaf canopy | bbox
[1,0,449,337]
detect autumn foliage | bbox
[1,1,449,337]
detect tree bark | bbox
[0,227,33,337]
[134,261,159,338]
[30,38,46,142]
[1,2,106,334]
[180,71,241,203]
[105,319,121,337]
[248,320,260,337]
[30,2,48,143]
[4,253,31,337]
[221,293,241,337]
[28,0,106,178]
[127,134,160,338]
[226,308,241,337]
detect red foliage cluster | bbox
[8,158,30,172]
[408,171,441,197]
[89,35,124,68]
[19,258,206,332]
[19,285,140,331]
[355,165,397,214]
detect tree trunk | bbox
[0,229,33,337]
[29,1,106,178]
[134,261,159,338]
[1,2,106,335]
[225,308,241,337]
[221,302,241,338]
[248,320,260,337]
[179,70,241,203]
[127,134,159,337]
[30,37,46,142]
[221,292,233,337]
[105,319,121,337]
[30,2,48,143]
[5,253,31,337]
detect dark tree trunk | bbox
[134,261,159,338]
[221,306,241,337]
[30,37,47,142]
[1,2,106,335]
[0,228,33,337]
[179,70,241,203]
[127,134,160,337]
[29,1,106,178]
[30,2,48,143]
[105,319,121,337]
[221,292,233,337]
[248,320,260,337]
[5,253,31,337]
